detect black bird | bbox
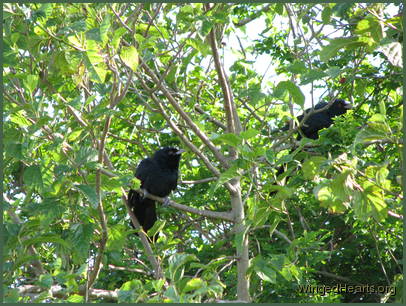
[282,99,352,139]
[128,147,184,238]
[271,99,352,196]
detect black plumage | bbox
[282,99,352,139]
[128,147,184,238]
[271,99,352,196]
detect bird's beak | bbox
[343,101,352,109]
[176,149,185,155]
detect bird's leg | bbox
[162,197,171,206]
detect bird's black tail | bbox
[128,189,158,241]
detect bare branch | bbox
[139,57,230,169]
[87,115,111,290]
[206,17,241,136]
[180,177,217,184]
[18,285,118,302]
[132,189,234,222]
[194,104,227,130]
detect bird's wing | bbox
[135,158,156,183]
[301,112,333,138]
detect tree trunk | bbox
[230,178,250,302]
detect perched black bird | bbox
[271,99,352,196]
[282,99,352,139]
[128,147,184,238]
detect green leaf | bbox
[300,70,327,85]
[85,43,102,66]
[353,115,391,146]
[106,224,127,252]
[331,171,353,201]
[326,66,342,78]
[112,27,127,49]
[10,110,30,127]
[67,295,84,303]
[70,223,93,264]
[200,18,213,36]
[37,3,53,19]
[320,37,362,62]
[353,182,387,222]
[23,74,38,93]
[265,149,275,164]
[23,165,44,191]
[163,286,179,303]
[131,177,141,190]
[313,183,349,213]
[74,146,98,167]
[37,274,53,289]
[185,38,210,56]
[356,16,383,43]
[75,184,98,207]
[242,85,265,105]
[120,46,139,72]
[151,279,166,292]
[247,198,270,227]
[269,185,294,201]
[302,156,327,180]
[118,280,143,303]
[216,164,241,187]
[275,3,284,15]
[168,253,198,282]
[99,15,111,45]
[240,128,259,140]
[321,6,332,24]
[85,40,107,83]
[4,288,19,303]
[182,278,205,293]
[252,255,277,283]
[68,130,82,142]
[268,216,281,237]
[102,176,125,193]
[274,81,305,108]
[23,234,70,248]
[86,28,102,43]
[365,166,391,190]
[286,61,306,74]
[216,133,242,147]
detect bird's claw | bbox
[163,197,171,206]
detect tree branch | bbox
[180,177,217,184]
[132,189,234,222]
[87,115,111,290]
[121,191,163,279]
[194,104,227,130]
[233,4,272,27]
[139,57,230,169]
[17,285,118,302]
[136,77,236,194]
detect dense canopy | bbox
[3,2,403,303]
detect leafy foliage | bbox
[3,2,403,303]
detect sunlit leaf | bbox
[120,46,139,72]
[274,81,305,107]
